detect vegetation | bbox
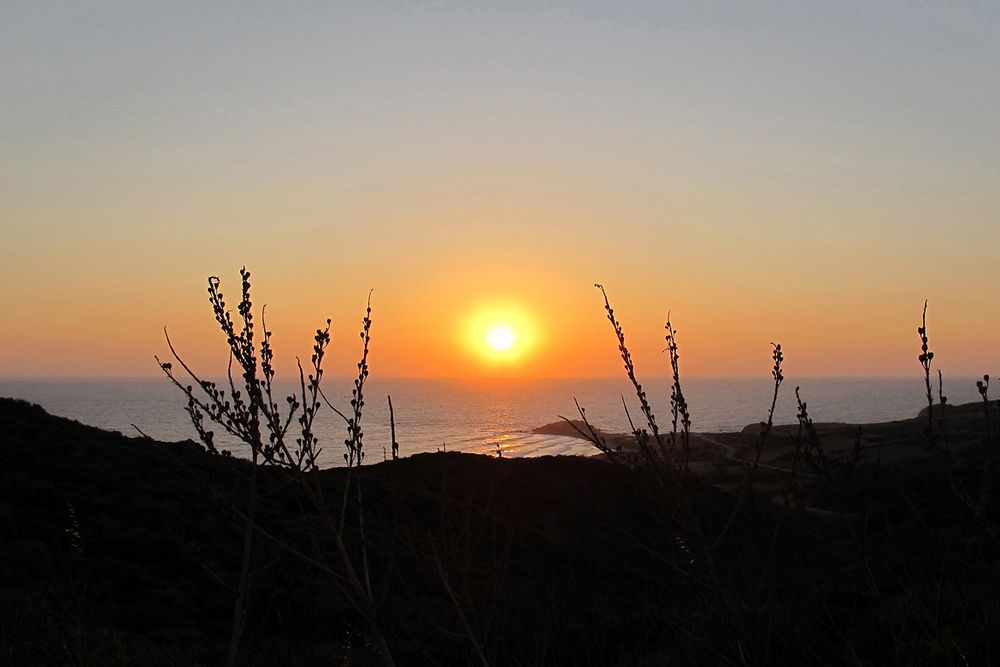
[156,269,392,665]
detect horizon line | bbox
[0,374,946,381]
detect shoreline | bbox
[535,400,996,492]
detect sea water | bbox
[0,377,984,467]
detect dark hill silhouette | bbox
[3,397,1000,664]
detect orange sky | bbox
[2,253,997,379]
[2,4,999,379]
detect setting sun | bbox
[459,303,541,371]
[486,324,517,352]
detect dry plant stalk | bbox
[157,268,331,667]
[917,300,939,450]
[794,387,831,482]
[666,313,692,473]
[978,375,992,449]
[158,270,394,667]
[589,284,679,490]
[713,342,783,549]
[568,286,720,585]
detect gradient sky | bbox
[2,2,999,378]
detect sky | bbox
[2,1,999,379]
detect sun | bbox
[486,324,517,352]
[460,302,540,369]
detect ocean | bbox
[0,376,983,468]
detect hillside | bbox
[2,397,1000,665]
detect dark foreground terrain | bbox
[3,397,1000,665]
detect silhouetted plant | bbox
[665,313,692,473]
[793,387,834,482]
[790,386,865,488]
[713,343,783,548]
[561,399,616,456]
[571,287,759,638]
[311,291,398,666]
[566,286,723,588]
[157,269,329,470]
[977,375,995,507]
[978,375,992,448]
[593,285,670,462]
[587,282,716,552]
[388,395,399,461]
[159,270,396,666]
[918,300,939,450]
[757,343,784,466]
[157,267,331,667]
[346,292,373,468]
[907,303,1000,548]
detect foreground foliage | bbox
[3,398,1000,665]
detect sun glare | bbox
[486,324,517,352]
[460,303,540,370]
